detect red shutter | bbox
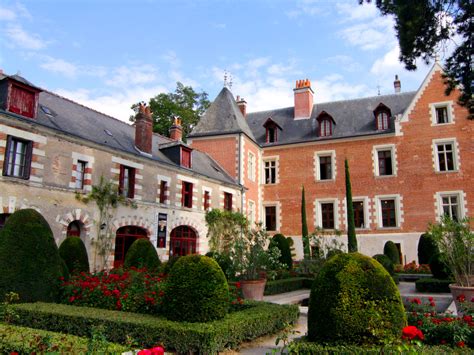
[23,141,33,179]
[9,85,36,118]
[181,182,185,206]
[129,168,136,198]
[2,136,12,176]
[118,165,124,195]
[181,148,191,168]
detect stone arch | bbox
[56,209,92,239]
[168,215,205,240]
[0,195,42,214]
[111,215,153,237]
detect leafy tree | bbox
[130,82,211,140]
[362,0,473,119]
[301,186,310,259]
[205,209,248,254]
[345,159,358,252]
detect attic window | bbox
[104,129,113,136]
[181,147,192,168]
[263,118,282,144]
[374,103,392,131]
[40,105,53,116]
[316,111,335,138]
[8,83,37,119]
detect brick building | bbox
[189,63,473,263]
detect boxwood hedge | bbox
[264,277,312,295]
[9,301,299,353]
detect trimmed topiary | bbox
[58,237,89,274]
[160,255,180,275]
[428,252,452,280]
[383,241,400,265]
[163,255,229,322]
[417,234,438,265]
[326,249,344,260]
[372,254,394,275]
[270,234,292,270]
[124,239,160,270]
[308,253,406,345]
[205,251,234,280]
[0,209,63,302]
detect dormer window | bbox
[1,76,41,119]
[263,118,282,144]
[374,103,392,131]
[181,147,192,168]
[316,111,335,138]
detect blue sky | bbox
[0,0,438,122]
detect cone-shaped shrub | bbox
[0,209,63,302]
[429,252,452,280]
[383,241,400,265]
[308,253,406,345]
[59,236,89,274]
[163,255,229,322]
[124,238,160,270]
[417,233,438,265]
[270,233,292,270]
[372,254,394,275]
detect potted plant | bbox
[427,216,473,314]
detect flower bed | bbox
[395,262,431,274]
[8,301,299,353]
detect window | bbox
[170,226,197,256]
[263,118,282,143]
[248,200,255,225]
[264,159,277,184]
[435,142,456,172]
[159,180,168,204]
[267,127,277,143]
[353,201,365,228]
[204,190,211,211]
[319,118,332,137]
[380,199,397,228]
[75,160,87,189]
[319,155,332,180]
[373,145,396,177]
[182,181,193,208]
[441,195,460,221]
[119,165,135,198]
[430,102,453,125]
[436,107,448,124]
[321,203,335,229]
[248,152,255,181]
[3,136,33,179]
[376,112,389,130]
[377,150,393,176]
[9,84,37,118]
[265,206,277,231]
[0,213,11,231]
[67,221,82,237]
[181,148,192,168]
[224,192,233,211]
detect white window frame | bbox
[248,152,256,182]
[351,197,370,230]
[70,152,94,192]
[373,144,397,177]
[430,101,454,126]
[375,194,402,229]
[314,150,336,182]
[432,138,459,173]
[435,191,466,222]
[248,199,256,225]
[263,156,279,185]
[314,198,340,230]
[263,202,280,232]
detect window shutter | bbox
[118,165,124,195]
[129,168,136,198]
[23,141,33,179]
[181,182,185,206]
[2,136,12,176]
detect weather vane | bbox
[223,70,233,90]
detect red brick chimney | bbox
[294,79,314,119]
[236,95,247,118]
[169,116,183,141]
[394,75,401,93]
[135,103,153,154]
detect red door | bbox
[114,226,147,268]
[169,226,197,257]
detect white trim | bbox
[434,190,467,222]
[314,197,340,230]
[72,152,95,165]
[0,125,47,144]
[263,201,281,232]
[374,194,403,229]
[177,174,198,184]
[248,199,256,225]
[111,156,144,170]
[344,196,370,231]
[248,151,256,182]
[430,100,455,126]
[372,144,397,177]
[262,155,279,185]
[314,150,336,181]
[32,148,45,157]
[157,174,171,183]
[432,138,460,173]
[219,186,237,194]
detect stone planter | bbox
[241,279,267,301]
[449,283,474,315]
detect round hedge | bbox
[205,251,234,280]
[270,234,293,269]
[383,241,400,265]
[0,209,63,302]
[429,253,452,280]
[417,234,438,265]
[59,236,90,274]
[372,254,394,275]
[163,255,229,322]
[308,253,406,345]
[124,238,160,270]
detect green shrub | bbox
[417,233,438,265]
[429,253,452,280]
[415,277,453,293]
[59,236,90,274]
[0,209,63,302]
[264,277,312,295]
[383,241,400,265]
[0,324,127,353]
[269,234,292,270]
[160,255,180,275]
[205,251,235,280]
[9,301,299,354]
[163,255,229,322]
[326,249,344,260]
[372,254,394,275]
[124,238,160,270]
[307,253,406,345]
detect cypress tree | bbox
[345,159,358,252]
[301,186,310,259]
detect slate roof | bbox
[188,87,256,141]
[0,73,238,187]
[246,91,416,146]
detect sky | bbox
[0,0,441,123]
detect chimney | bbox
[394,75,401,93]
[293,79,314,119]
[169,116,183,141]
[134,103,153,154]
[236,95,247,118]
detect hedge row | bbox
[0,323,127,353]
[415,278,453,293]
[264,277,313,295]
[9,301,299,353]
[287,338,471,354]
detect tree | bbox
[345,159,358,252]
[205,209,248,254]
[130,82,211,141]
[301,186,311,259]
[362,0,473,119]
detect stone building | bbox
[189,63,473,263]
[0,72,242,270]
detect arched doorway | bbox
[169,226,197,256]
[114,226,147,268]
[66,220,82,237]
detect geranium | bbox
[402,325,424,340]
[138,346,164,355]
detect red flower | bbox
[69,296,75,303]
[429,301,436,307]
[150,346,165,355]
[428,296,433,302]
[456,341,465,348]
[440,339,446,344]
[402,326,424,341]
[116,300,122,310]
[411,298,421,305]
[138,350,152,355]
[457,294,466,302]
[463,315,472,323]
[235,282,241,289]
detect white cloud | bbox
[105,65,159,87]
[40,56,78,78]
[338,17,395,50]
[286,0,324,19]
[0,7,16,21]
[5,24,47,50]
[336,2,378,22]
